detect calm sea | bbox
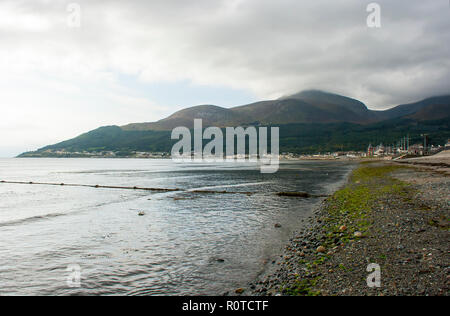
[0,158,354,295]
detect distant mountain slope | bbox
[31,126,173,154]
[19,91,450,157]
[231,95,372,125]
[123,91,450,131]
[280,90,372,118]
[122,105,248,131]
[377,95,450,121]
[407,103,450,121]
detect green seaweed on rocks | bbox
[283,163,411,296]
[283,277,322,296]
[322,164,410,242]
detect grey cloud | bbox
[2,0,450,108]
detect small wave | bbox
[0,213,66,227]
[54,169,146,174]
[187,181,272,192]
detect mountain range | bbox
[19,90,450,157]
[121,90,450,130]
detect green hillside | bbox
[19,91,450,157]
[19,118,450,157]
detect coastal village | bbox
[24,138,450,160]
[282,137,450,160]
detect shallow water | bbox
[0,158,354,295]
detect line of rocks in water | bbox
[1,180,327,199]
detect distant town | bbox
[20,150,171,159]
[282,136,450,160]
[19,137,450,160]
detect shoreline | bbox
[223,162,357,297]
[244,161,449,296]
[229,163,357,296]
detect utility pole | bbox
[407,134,409,151]
[421,134,428,155]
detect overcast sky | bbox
[0,0,449,157]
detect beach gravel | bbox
[249,162,449,296]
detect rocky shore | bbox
[246,161,449,296]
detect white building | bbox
[374,144,385,156]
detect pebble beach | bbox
[246,157,450,296]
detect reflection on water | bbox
[0,158,354,295]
